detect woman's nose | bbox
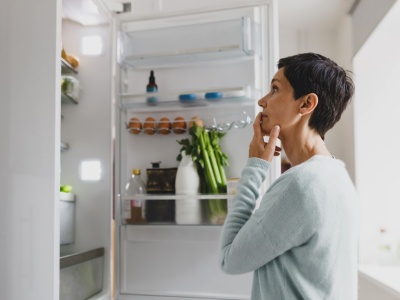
[258,95,267,107]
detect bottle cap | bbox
[132,169,141,175]
[149,70,156,84]
[205,92,223,100]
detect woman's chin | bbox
[261,128,271,135]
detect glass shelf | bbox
[61,58,78,74]
[119,86,257,112]
[61,92,78,105]
[119,194,230,226]
[120,194,228,201]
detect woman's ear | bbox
[299,93,318,116]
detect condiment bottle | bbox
[146,70,158,105]
[125,169,146,224]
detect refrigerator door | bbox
[113,2,278,299]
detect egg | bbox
[172,116,187,134]
[143,117,156,135]
[128,117,142,134]
[189,116,203,128]
[158,117,171,135]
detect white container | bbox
[60,192,75,245]
[175,152,201,224]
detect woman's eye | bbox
[271,85,278,93]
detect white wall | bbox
[60,19,113,295]
[0,0,61,299]
[353,0,400,265]
[279,19,356,181]
[352,0,397,55]
[359,271,400,300]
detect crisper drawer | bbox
[118,17,259,68]
[119,225,252,299]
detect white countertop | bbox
[359,265,400,296]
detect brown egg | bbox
[189,116,203,128]
[128,117,142,134]
[143,117,156,135]
[158,117,171,135]
[172,117,187,134]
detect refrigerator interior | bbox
[114,3,278,299]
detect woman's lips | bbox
[261,114,268,122]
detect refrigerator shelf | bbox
[119,195,229,226]
[61,58,78,74]
[61,92,78,105]
[118,17,258,68]
[120,97,255,113]
[120,193,228,201]
[119,86,256,112]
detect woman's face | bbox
[258,68,301,136]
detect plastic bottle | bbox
[146,70,158,105]
[175,151,201,224]
[125,169,146,224]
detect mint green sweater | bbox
[220,156,359,299]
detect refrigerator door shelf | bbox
[60,192,76,245]
[118,17,258,69]
[61,58,78,74]
[61,92,78,105]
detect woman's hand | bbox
[249,112,281,162]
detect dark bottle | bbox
[146,70,158,105]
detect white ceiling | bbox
[278,0,357,30]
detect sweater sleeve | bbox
[219,157,276,274]
[219,157,318,275]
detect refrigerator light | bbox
[81,35,103,56]
[79,160,102,181]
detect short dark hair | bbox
[277,53,354,139]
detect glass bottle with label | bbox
[125,169,146,224]
[146,70,158,105]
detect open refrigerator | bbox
[111,1,279,299]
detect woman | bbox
[219,53,358,299]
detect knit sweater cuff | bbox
[247,157,271,170]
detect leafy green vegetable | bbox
[177,123,228,224]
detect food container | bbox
[145,162,177,223]
[60,192,76,245]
